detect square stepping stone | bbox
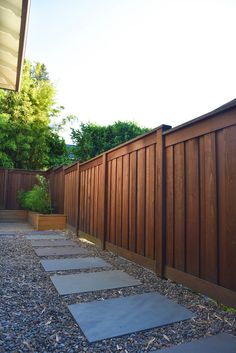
[31,239,77,247]
[41,257,112,271]
[68,292,194,342]
[34,246,89,257]
[153,333,236,353]
[26,234,65,240]
[50,270,141,295]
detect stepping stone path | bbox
[153,333,236,353]
[27,230,236,351]
[26,234,65,240]
[41,257,111,271]
[31,239,79,247]
[33,246,89,257]
[68,292,194,342]
[50,270,141,295]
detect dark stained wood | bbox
[107,132,156,161]
[122,154,129,249]
[75,163,80,236]
[84,170,88,233]
[185,139,200,276]
[106,242,155,271]
[199,136,206,281]
[136,148,146,256]
[145,144,155,259]
[90,166,95,236]
[3,169,8,209]
[129,151,137,253]
[165,266,236,309]
[202,132,218,284]
[173,142,185,271]
[155,128,165,275]
[165,146,174,267]
[106,161,111,242]
[79,171,85,231]
[116,157,123,247]
[93,166,99,237]
[99,154,107,249]
[110,159,117,244]
[165,108,236,147]
[80,155,103,171]
[217,126,236,291]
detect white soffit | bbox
[0,0,30,91]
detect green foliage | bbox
[71,121,150,162]
[0,60,70,169]
[18,175,52,214]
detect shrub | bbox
[18,175,52,214]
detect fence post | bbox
[3,169,9,209]
[100,153,107,250]
[155,125,171,277]
[75,162,80,237]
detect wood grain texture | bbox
[185,138,200,277]
[173,143,185,271]
[136,148,146,256]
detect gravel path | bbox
[0,231,235,353]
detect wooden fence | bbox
[1,100,236,307]
[0,168,46,210]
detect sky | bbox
[26,0,236,143]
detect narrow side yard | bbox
[0,230,235,353]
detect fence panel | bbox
[48,167,65,214]
[4,169,45,210]
[64,164,78,228]
[164,108,236,302]
[104,128,166,270]
[79,156,104,243]
[0,169,6,209]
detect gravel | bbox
[0,230,235,353]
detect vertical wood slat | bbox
[122,154,129,249]
[116,157,123,247]
[145,145,155,259]
[75,163,80,236]
[90,167,95,236]
[129,151,137,253]
[185,139,200,276]
[110,159,117,245]
[106,161,111,243]
[3,169,8,209]
[174,142,186,271]
[155,128,165,275]
[93,166,99,237]
[137,148,145,256]
[202,132,218,283]
[218,126,236,291]
[166,146,174,267]
[100,154,107,249]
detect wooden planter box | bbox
[28,211,66,230]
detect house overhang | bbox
[0,0,30,91]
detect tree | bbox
[0,60,69,169]
[71,121,150,162]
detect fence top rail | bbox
[163,98,236,137]
[64,162,78,174]
[79,124,172,167]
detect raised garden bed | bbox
[28,211,66,230]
